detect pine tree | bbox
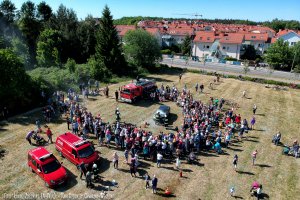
[95,5,126,75]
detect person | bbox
[200,84,204,93]
[179,73,182,82]
[195,83,199,92]
[230,186,235,197]
[175,157,181,169]
[115,90,119,101]
[152,175,158,194]
[165,187,172,196]
[157,152,163,168]
[26,130,35,145]
[242,90,246,98]
[252,150,258,166]
[233,154,238,171]
[46,127,53,143]
[124,149,129,163]
[115,108,121,121]
[105,85,109,97]
[144,173,151,189]
[86,170,92,188]
[250,116,256,130]
[273,132,281,145]
[113,152,119,169]
[256,185,262,200]
[130,163,136,177]
[35,119,41,133]
[292,140,299,158]
[2,107,8,120]
[78,161,87,179]
[253,104,257,115]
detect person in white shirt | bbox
[157,152,163,168]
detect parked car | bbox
[153,105,170,126]
[28,147,67,188]
[55,132,100,168]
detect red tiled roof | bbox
[144,28,160,35]
[271,37,277,44]
[244,33,268,42]
[194,31,215,43]
[219,33,244,44]
[167,27,194,36]
[116,25,136,36]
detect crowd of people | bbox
[22,75,300,198]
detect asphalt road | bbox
[161,58,300,83]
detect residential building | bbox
[275,29,300,46]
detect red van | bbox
[55,132,100,167]
[28,147,67,188]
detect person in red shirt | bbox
[46,127,53,143]
[235,114,241,124]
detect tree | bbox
[95,5,126,75]
[181,35,192,56]
[123,29,161,70]
[77,15,97,63]
[37,1,52,23]
[48,4,79,63]
[0,49,39,112]
[240,45,256,60]
[0,0,16,23]
[36,29,62,68]
[11,37,30,69]
[65,58,76,73]
[291,42,300,72]
[88,56,111,81]
[18,1,41,64]
[264,39,293,70]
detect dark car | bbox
[153,105,170,126]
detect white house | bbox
[219,33,244,59]
[244,33,269,54]
[192,31,215,59]
[277,31,300,46]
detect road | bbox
[161,58,300,83]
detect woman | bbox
[252,150,258,166]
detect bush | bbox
[225,57,238,61]
[161,49,172,54]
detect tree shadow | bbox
[98,158,111,174]
[227,146,244,152]
[232,195,244,199]
[146,76,173,83]
[256,164,272,168]
[236,170,255,176]
[54,168,78,192]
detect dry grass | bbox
[1,72,300,200]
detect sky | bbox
[12,0,300,21]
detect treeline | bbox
[0,1,162,117]
[114,16,300,32]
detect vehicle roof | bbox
[156,105,170,114]
[57,132,91,150]
[124,83,138,89]
[29,147,55,164]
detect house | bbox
[219,33,244,59]
[192,31,216,59]
[276,30,300,46]
[144,27,162,46]
[162,27,194,47]
[244,33,269,54]
[115,25,136,41]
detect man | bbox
[179,73,182,82]
[200,84,204,93]
[115,108,121,121]
[105,85,109,98]
[78,162,87,179]
[115,90,119,101]
[253,104,257,115]
[195,83,199,92]
[46,127,53,143]
[26,130,35,145]
[233,154,238,171]
[152,175,158,194]
[144,172,151,189]
[86,170,92,188]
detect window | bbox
[32,159,37,167]
[72,149,77,157]
[258,44,261,47]
[203,45,206,48]
[207,37,210,40]
[206,45,210,49]
[222,46,226,50]
[199,37,203,40]
[291,42,296,46]
[251,36,256,39]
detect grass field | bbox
[1,72,300,200]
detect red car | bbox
[55,132,100,167]
[28,147,67,188]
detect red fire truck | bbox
[120,79,157,103]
